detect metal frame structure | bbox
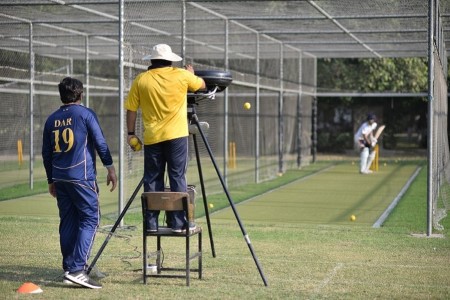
[0,1,448,235]
[0,1,443,59]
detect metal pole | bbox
[192,133,216,257]
[29,22,34,190]
[278,43,284,174]
[312,57,318,163]
[312,97,317,163]
[88,178,144,274]
[69,58,73,74]
[181,0,186,59]
[118,0,125,227]
[192,111,268,286]
[255,32,260,183]
[223,19,229,184]
[297,51,302,168]
[85,36,90,108]
[426,0,435,237]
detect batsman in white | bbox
[354,113,378,174]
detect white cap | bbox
[142,44,182,62]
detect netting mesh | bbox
[432,47,449,231]
[1,0,446,229]
[116,1,314,206]
[0,2,315,216]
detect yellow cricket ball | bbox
[134,143,142,151]
[350,215,356,222]
[129,137,139,146]
[130,137,142,151]
[243,102,251,110]
[209,203,214,208]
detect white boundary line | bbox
[313,263,343,294]
[372,166,422,228]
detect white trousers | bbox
[360,147,376,173]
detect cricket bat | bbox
[374,125,386,139]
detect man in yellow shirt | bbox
[125,44,205,232]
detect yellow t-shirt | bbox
[125,67,204,145]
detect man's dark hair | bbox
[148,59,172,70]
[58,77,83,104]
[367,113,376,121]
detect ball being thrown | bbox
[243,102,251,110]
[350,215,356,222]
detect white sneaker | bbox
[62,271,74,285]
[188,222,197,231]
[171,222,197,233]
[64,270,102,289]
[360,170,373,174]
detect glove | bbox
[371,137,377,147]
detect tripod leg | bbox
[192,134,216,257]
[87,177,144,274]
[194,117,268,286]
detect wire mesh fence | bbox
[431,47,449,231]
[0,1,314,216]
[120,1,314,206]
[0,0,448,231]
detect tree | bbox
[317,57,428,94]
[316,58,429,152]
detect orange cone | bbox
[17,282,43,294]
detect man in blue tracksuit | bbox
[42,77,117,289]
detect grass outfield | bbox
[0,159,449,298]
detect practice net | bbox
[120,1,314,210]
[431,46,449,231]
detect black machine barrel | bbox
[195,70,233,92]
[188,70,232,104]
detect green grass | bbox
[210,161,421,225]
[0,180,48,201]
[0,159,449,299]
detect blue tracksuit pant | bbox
[55,180,99,273]
[144,136,188,230]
